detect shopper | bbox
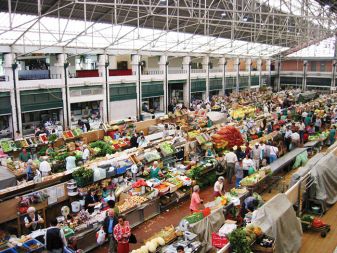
[213,176,225,197]
[103,209,118,253]
[242,196,259,216]
[207,116,213,128]
[225,148,238,184]
[235,146,245,162]
[176,246,185,253]
[291,131,300,149]
[24,207,44,233]
[85,190,100,214]
[15,130,22,140]
[284,126,292,152]
[251,143,262,170]
[130,133,138,148]
[65,154,76,171]
[45,144,54,156]
[235,161,243,188]
[45,218,67,253]
[39,157,51,177]
[314,117,322,132]
[269,144,279,164]
[19,148,31,162]
[329,125,336,145]
[190,185,203,212]
[298,121,305,144]
[82,144,90,162]
[138,136,148,148]
[113,216,131,253]
[25,159,35,181]
[242,154,255,177]
[162,124,170,139]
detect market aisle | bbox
[300,202,337,253]
[92,183,234,253]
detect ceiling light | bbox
[242,17,248,22]
[324,4,330,9]
[160,0,167,2]
[221,12,227,17]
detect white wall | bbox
[168,57,183,69]
[147,56,160,69]
[110,99,137,120]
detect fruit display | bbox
[159,142,175,156]
[308,131,329,141]
[240,171,266,186]
[131,237,165,253]
[213,126,244,149]
[145,225,177,244]
[39,134,49,143]
[229,106,256,120]
[0,140,14,153]
[72,128,83,137]
[117,195,148,213]
[187,130,200,140]
[62,130,75,140]
[90,141,115,156]
[103,136,113,144]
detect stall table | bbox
[269,148,307,174]
[0,166,17,189]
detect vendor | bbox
[242,196,259,216]
[19,148,31,162]
[65,153,76,171]
[25,159,35,181]
[82,144,90,162]
[205,147,215,158]
[138,136,148,148]
[85,190,100,214]
[147,161,163,179]
[39,157,51,177]
[213,176,225,197]
[190,185,203,212]
[24,207,44,233]
[162,124,170,139]
[45,144,54,156]
[207,116,213,128]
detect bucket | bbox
[71,201,80,213]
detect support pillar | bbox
[331,60,336,93]
[159,55,168,114]
[303,60,308,91]
[132,54,142,120]
[97,54,108,123]
[276,60,281,92]
[257,59,262,88]
[266,59,272,87]
[182,56,191,107]
[202,56,210,101]
[108,55,118,70]
[54,54,67,128]
[219,57,226,96]
[235,58,240,92]
[246,59,252,90]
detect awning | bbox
[0,92,11,116]
[191,79,206,92]
[20,89,63,113]
[209,78,223,91]
[109,83,137,101]
[142,81,164,98]
[168,80,186,85]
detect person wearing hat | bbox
[213,176,225,197]
[24,207,44,233]
[82,144,90,162]
[39,156,51,177]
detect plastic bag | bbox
[96,227,106,245]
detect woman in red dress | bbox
[113,216,131,253]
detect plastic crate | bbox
[116,165,131,175]
[23,239,44,253]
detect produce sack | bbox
[292,151,308,169]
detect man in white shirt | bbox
[269,144,279,164]
[82,144,90,162]
[251,143,262,169]
[39,157,51,177]
[291,131,300,148]
[284,126,292,151]
[225,149,238,184]
[242,155,255,177]
[298,122,305,144]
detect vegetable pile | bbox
[212,126,243,149]
[89,141,115,157]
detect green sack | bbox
[248,166,255,175]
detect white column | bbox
[97,54,108,123]
[202,56,210,101]
[266,59,272,87]
[257,59,262,87]
[303,60,308,91]
[132,54,142,119]
[108,55,118,70]
[276,60,281,92]
[4,53,21,134]
[235,58,240,92]
[159,55,168,113]
[246,59,252,90]
[332,60,336,93]
[182,56,191,107]
[219,57,226,95]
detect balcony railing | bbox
[209,68,223,73]
[167,69,187,74]
[18,70,61,80]
[191,69,206,74]
[142,69,163,75]
[70,69,100,78]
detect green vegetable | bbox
[38,146,48,156]
[48,134,58,142]
[89,141,115,157]
[72,167,94,187]
[228,228,252,253]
